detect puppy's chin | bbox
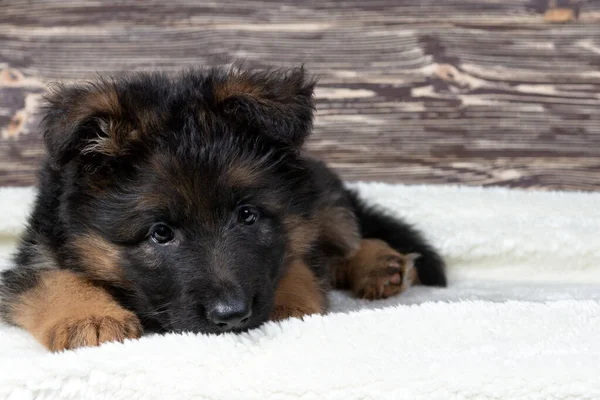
[169,314,268,335]
[167,294,274,335]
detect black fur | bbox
[0,66,446,337]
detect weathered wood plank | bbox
[1,0,600,189]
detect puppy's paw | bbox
[46,311,142,352]
[355,255,407,300]
[270,259,326,322]
[270,304,322,322]
[350,239,419,300]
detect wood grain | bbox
[1,0,600,190]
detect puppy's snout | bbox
[206,294,252,330]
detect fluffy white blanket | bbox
[1,183,599,400]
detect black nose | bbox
[206,296,252,330]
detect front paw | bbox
[45,311,142,352]
[270,304,322,322]
[270,259,326,322]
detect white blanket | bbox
[1,183,599,400]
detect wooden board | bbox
[2,0,600,190]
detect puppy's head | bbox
[43,67,318,333]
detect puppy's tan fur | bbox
[271,260,325,321]
[334,239,420,299]
[11,270,141,351]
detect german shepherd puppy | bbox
[0,67,446,351]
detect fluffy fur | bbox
[0,66,445,351]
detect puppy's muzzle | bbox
[205,292,252,331]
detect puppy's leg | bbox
[1,267,142,351]
[270,260,326,321]
[346,190,446,287]
[334,239,420,300]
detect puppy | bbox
[0,67,446,351]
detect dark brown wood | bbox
[2,0,600,190]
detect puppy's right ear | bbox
[212,66,317,148]
[41,80,124,168]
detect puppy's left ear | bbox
[212,67,317,148]
[41,79,128,168]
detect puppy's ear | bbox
[212,67,317,147]
[41,79,130,168]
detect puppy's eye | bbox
[237,206,259,225]
[150,224,174,244]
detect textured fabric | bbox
[0,183,599,399]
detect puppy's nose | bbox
[206,296,252,330]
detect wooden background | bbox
[1,0,599,190]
